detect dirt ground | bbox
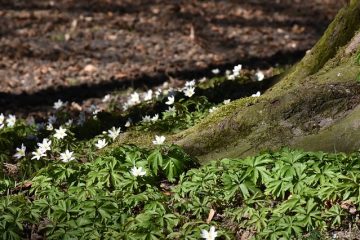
[0,0,345,111]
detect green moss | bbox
[277,1,360,90]
[294,104,360,152]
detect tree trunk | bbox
[121,0,360,163]
[174,0,360,162]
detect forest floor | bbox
[3,1,360,239]
[0,0,344,114]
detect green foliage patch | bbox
[2,147,360,239]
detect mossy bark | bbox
[119,1,360,163]
[174,0,360,162]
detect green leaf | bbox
[147,150,163,175]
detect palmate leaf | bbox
[147,149,163,175]
[273,195,305,216]
[240,155,272,185]
[323,204,345,227]
[223,170,259,201]
[247,207,270,231]
[265,176,293,199]
[294,198,323,230]
[276,216,303,238]
[163,156,183,182]
[278,149,307,165]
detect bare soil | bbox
[0,0,345,111]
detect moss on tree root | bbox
[116,1,360,163]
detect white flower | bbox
[142,115,151,122]
[0,113,4,124]
[337,72,342,77]
[6,114,16,127]
[95,139,107,149]
[131,166,146,177]
[143,90,153,101]
[209,107,218,113]
[165,96,175,105]
[251,91,261,97]
[152,135,165,145]
[108,126,121,140]
[54,126,67,140]
[201,226,218,240]
[14,144,26,159]
[151,114,159,122]
[0,124,4,129]
[255,71,264,81]
[53,99,65,110]
[31,148,46,160]
[102,94,111,102]
[184,87,195,97]
[223,99,231,105]
[233,64,242,75]
[227,74,236,80]
[46,123,54,131]
[128,92,141,106]
[212,68,220,74]
[125,120,131,127]
[166,106,176,115]
[48,115,57,124]
[37,138,52,153]
[60,150,75,162]
[185,80,196,88]
[228,64,242,80]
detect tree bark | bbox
[173,0,360,162]
[120,0,360,163]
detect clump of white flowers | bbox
[223,99,231,105]
[95,139,108,149]
[201,226,218,240]
[31,138,52,160]
[46,123,54,131]
[228,64,242,80]
[212,68,220,74]
[127,92,141,107]
[13,144,26,159]
[165,106,176,116]
[165,96,175,105]
[151,114,159,122]
[6,114,16,128]
[60,150,75,162]
[209,106,218,113]
[143,90,153,101]
[102,94,111,103]
[251,91,261,97]
[125,119,131,127]
[54,126,67,140]
[131,166,146,177]
[183,87,195,98]
[53,99,66,110]
[142,115,151,123]
[153,135,165,145]
[181,80,196,98]
[255,70,265,81]
[107,126,121,141]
